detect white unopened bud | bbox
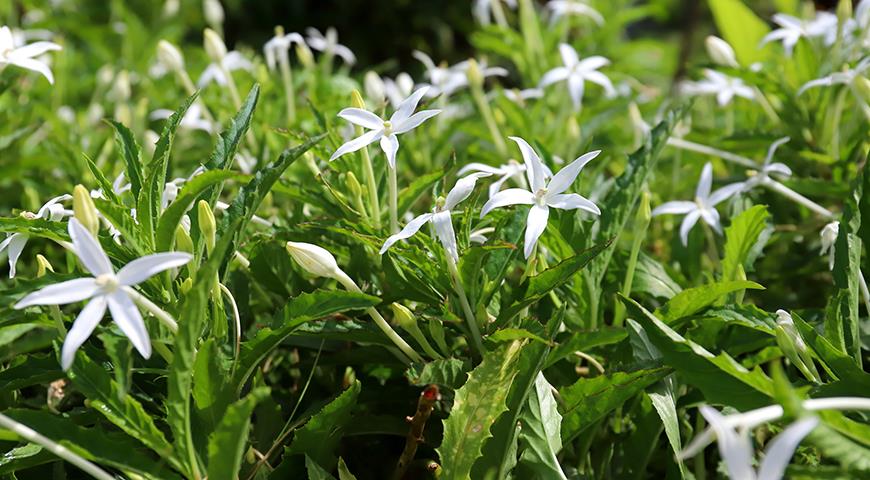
[112,70,131,101]
[157,40,185,72]
[163,0,180,17]
[286,241,341,279]
[820,221,839,270]
[203,0,225,30]
[203,28,227,63]
[705,35,739,68]
[364,71,385,105]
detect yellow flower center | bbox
[382,120,393,136]
[95,274,120,292]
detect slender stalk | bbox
[219,283,242,361]
[0,413,115,480]
[277,50,296,124]
[361,146,382,229]
[490,0,509,27]
[388,165,399,233]
[393,385,439,480]
[470,83,507,155]
[613,230,646,327]
[665,137,758,169]
[752,86,781,124]
[763,180,834,218]
[446,256,485,356]
[701,221,721,269]
[49,305,66,336]
[334,271,422,363]
[122,286,178,333]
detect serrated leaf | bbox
[655,280,764,323]
[107,119,143,201]
[94,197,148,253]
[285,380,361,468]
[206,387,270,480]
[722,205,769,282]
[205,85,260,171]
[406,358,470,390]
[438,340,525,480]
[516,373,567,480]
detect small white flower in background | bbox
[364,71,386,104]
[760,12,838,56]
[0,25,62,84]
[384,73,415,108]
[381,173,491,262]
[197,51,253,88]
[473,0,517,25]
[705,35,739,68]
[161,166,206,210]
[539,43,614,111]
[14,219,192,370]
[90,172,131,200]
[690,406,819,480]
[305,27,356,65]
[469,227,495,244]
[412,51,476,99]
[680,69,755,106]
[0,195,72,278]
[263,29,305,71]
[546,0,604,25]
[203,0,225,32]
[150,103,213,133]
[820,221,839,270]
[330,87,441,169]
[458,158,553,198]
[652,162,743,246]
[502,87,544,105]
[798,57,870,112]
[481,137,601,258]
[738,137,793,191]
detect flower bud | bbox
[295,43,315,68]
[73,185,100,236]
[112,70,131,102]
[636,191,651,228]
[162,0,180,18]
[837,0,853,27]
[820,221,839,270]
[203,28,227,63]
[346,171,363,199]
[175,223,194,254]
[157,40,185,72]
[351,89,366,110]
[36,254,54,278]
[286,241,341,279]
[856,77,870,104]
[466,58,483,87]
[364,71,385,105]
[774,309,821,383]
[390,303,417,331]
[180,277,193,295]
[705,35,739,68]
[203,0,225,31]
[197,200,216,255]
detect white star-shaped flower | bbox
[539,43,614,111]
[0,195,72,278]
[14,218,192,369]
[380,173,491,262]
[738,137,793,191]
[458,158,553,198]
[760,12,838,56]
[330,87,441,169]
[820,221,839,270]
[305,27,355,65]
[481,137,601,258]
[799,57,870,116]
[0,25,62,84]
[546,0,604,25]
[652,162,744,245]
[263,30,305,71]
[197,51,253,87]
[680,69,755,106]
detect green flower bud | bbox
[175,223,194,254]
[179,277,193,295]
[157,40,185,72]
[203,28,227,63]
[73,185,99,236]
[36,254,54,278]
[466,58,483,87]
[346,171,363,199]
[295,43,315,68]
[197,200,216,255]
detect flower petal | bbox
[576,55,609,72]
[393,109,441,134]
[700,208,722,235]
[652,201,697,217]
[756,417,819,480]
[524,205,550,259]
[3,233,28,278]
[547,150,600,195]
[68,218,113,276]
[584,71,615,97]
[546,193,600,215]
[696,163,713,201]
[708,182,744,206]
[700,406,756,480]
[380,134,400,169]
[481,188,535,217]
[329,129,383,161]
[431,211,458,262]
[509,136,547,191]
[60,296,107,370]
[679,210,702,246]
[558,43,579,67]
[15,278,100,308]
[7,56,55,84]
[538,66,570,88]
[764,137,791,166]
[117,252,193,286]
[445,172,492,210]
[379,213,433,254]
[12,41,62,59]
[107,291,151,360]
[337,108,383,130]
[457,162,506,176]
[391,87,429,125]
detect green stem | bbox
[361,146,382,229]
[278,51,296,124]
[388,164,399,234]
[122,286,178,333]
[470,83,507,156]
[490,0,509,27]
[446,255,485,356]
[613,228,646,327]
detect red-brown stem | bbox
[393,385,440,480]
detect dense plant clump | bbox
[0,0,869,478]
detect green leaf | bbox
[285,380,361,468]
[546,328,627,368]
[94,198,149,253]
[67,350,180,470]
[398,168,447,217]
[721,205,770,282]
[516,373,568,480]
[98,331,132,399]
[205,84,260,171]
[306,455,338,480]
[559,368,668,442]
[84,154,121,204]
[438,340,525,480]
[497,241,610,323]
[791,312,870,391]
[488,328,550,345]
[206,387,270,480]
[406,358,470,390]
[337,457,358,480]
[233,290,380,393]
[0,354,62,392]
[827,182,862,366]
[0,217,67,242]
[655,280,764,323]
[620,295,773,410]
[707,0,771,65]
[155,169,244,251]
[107,119,143,201]
[0,409,181,479]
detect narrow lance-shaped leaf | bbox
[107,119,144,201]
[206,387,271,480]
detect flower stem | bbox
[122,286,179,333]
[665,137,757,169]
[278,51,296,124]
[470,83,507,156]
[388,164,399,234]
[333,271,423,363]
[490,0,509,27]
[219,283,242,361]
[764,180,834,218]
[361,146,382,229]
[446,255,485,356]
[0,413,115,480]
[613,226,646,327]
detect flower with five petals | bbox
[539,43,614,111]
[0,25,62,84]
[1,195,72,278]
